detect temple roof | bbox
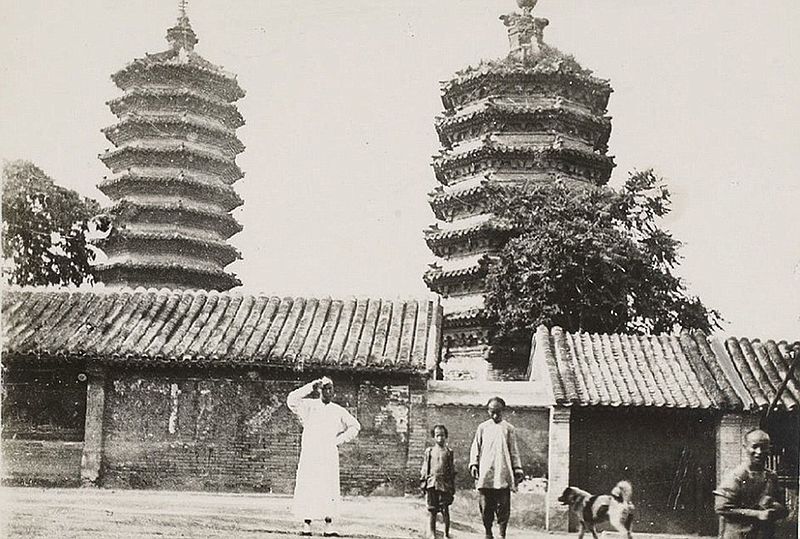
[722,337,800,411]
[531,326,743,410]
[1,288,441,374]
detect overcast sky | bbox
[1,0,798,340]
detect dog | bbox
[558,480,634,539]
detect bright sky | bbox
[1,1,798,340]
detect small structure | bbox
[96,7,245,291]
[1,287,441,494]
[424,0,614,380]
[529,325,799,536]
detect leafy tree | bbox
[2,160,101,286]
[484,169,722,337]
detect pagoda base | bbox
[440,341,531,381]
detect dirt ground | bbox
[0,487,716,539]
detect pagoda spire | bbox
[166,0,198,51]
[500,0,549,59]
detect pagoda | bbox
[96,4,245,291]
[424,0,615,380]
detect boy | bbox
[714,428,788,538]
[469,397,524,539]
[421,424,455,539]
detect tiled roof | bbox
[436,101,610,131]
[1,288,441,374]
[722,338,800,411]
[107,200,243,238]
[98,171,243,212]
[424,219,512,243]
[441,45,610,96]
[103,115,244,153]
[431,143,614,184]
[112,54,245,102]
[531,326,743,410]
[107,89,245,128]
[96,230,241,266]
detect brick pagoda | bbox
[96,5,245,291]
[424,0,615,379]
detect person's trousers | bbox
[478,488,510,535]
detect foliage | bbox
[2,160,101,286]
[484,170,722,336]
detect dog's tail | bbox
[611,480,633,503]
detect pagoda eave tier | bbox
[432,145,614,185]
[444,308,491,329]
[429,184,489,220]
[99,172,243,212]
[100,145,243,184]
[435,105,611,149]
[441,61,612,113]
[424,265,486,291]
[111,60,245,102]
[97,231,241,266]
[424,222,512,256]
[95,261,241,292]
[108,90,244,129]
[109,201,243,239]
[103,117,244,155]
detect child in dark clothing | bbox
[421,424,455,539]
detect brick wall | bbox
[1,366,87,487]
[1,439,83,486]
[101,368,420,494]
[425,405,549,490]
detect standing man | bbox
[287,377,361,537]
[469,397,524,539]
[714,429,788,538]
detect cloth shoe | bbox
[322,518,339,537]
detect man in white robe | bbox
[287,377,360,537]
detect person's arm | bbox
[763,472,789,520]
[446,449,456,493]
[508,425,524,482]
[420,447,430,481]
[714,470,770,522]
[286,379,319,420]
[335,407,361,445]
[469,425,482,480]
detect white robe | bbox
[287,381,361,519]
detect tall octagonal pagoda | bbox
[424,0,615,380]
[96,5,245,291]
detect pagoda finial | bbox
[501,0,549,59]
[167,0,198,51]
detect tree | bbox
[484,170,722,337]
[2,160,102,286]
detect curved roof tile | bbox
[532,326,744,410]
[2,288,440,374]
